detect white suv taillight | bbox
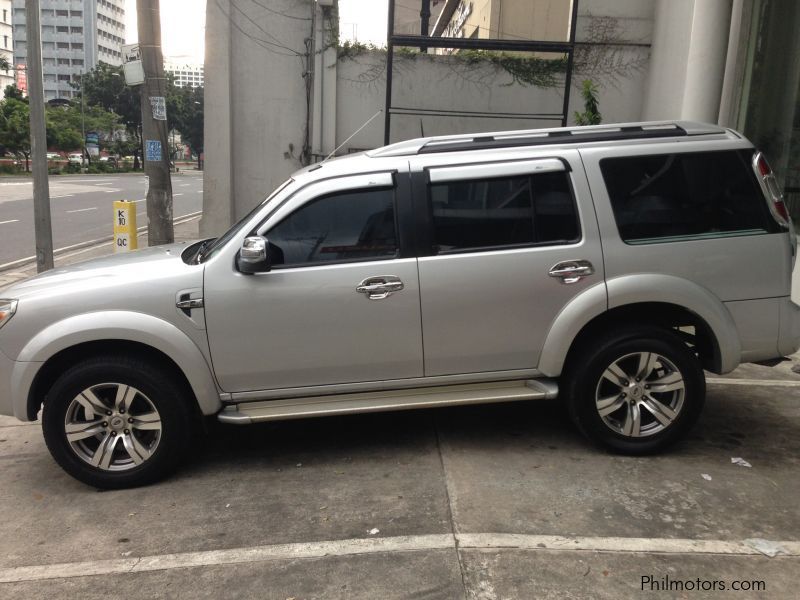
[753,152,790,227]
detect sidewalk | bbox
[0,216,201,290]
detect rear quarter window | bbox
[600,150,779,244]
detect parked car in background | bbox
[99,156,118,167]
[0,121,796,488]
[46,152,61,160]
[67,153,83,165]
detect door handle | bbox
[356,276,404,300]
[549,260,595,284]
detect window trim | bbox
[428,157,566,184]
[260,182,402,271]
[420,165,583,256]
[599,149,781,246]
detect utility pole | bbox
[137,0,173,245]
[25,0,54,272]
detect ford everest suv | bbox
[0,121,797,488]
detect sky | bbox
[123,0,388,63]
[124,0,207,62]
[338,0,389,46]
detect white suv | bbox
[0,121,797,488]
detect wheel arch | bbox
[538,274,741,377]
[15,312,222,421]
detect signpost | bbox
[113,201,138,252]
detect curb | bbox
[0,211,203,274]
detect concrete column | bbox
[643,0,732,123]
[200,0,234,237]
[681,0,733,122]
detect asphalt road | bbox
[0,172,204,266]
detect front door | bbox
[412,152,605,376]
[204,172,423,393]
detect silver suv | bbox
[1,121,797,488]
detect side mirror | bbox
[237,236,271,274]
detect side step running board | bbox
[218,379,559,425]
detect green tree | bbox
[171,85,204,169]
[46,102,121,156]
[76,63,184,169]
[0,98,31,170]
[574,79,602,126]
[3,84,25,102]
[75,63,143,167]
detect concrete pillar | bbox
[201,0,317,236]
[681,0,733,122]
[643,0,732,123]
[200,0,234,237]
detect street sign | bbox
[113,201,138,252]
[122,43,145,86]
[85,131,99,157]
[145,140,162,162]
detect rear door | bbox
[411,150,605,377]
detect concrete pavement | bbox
[0,371,798,598]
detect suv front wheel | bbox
[42,356,194,488]
[564,326,705,454]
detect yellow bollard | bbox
[113,200,138,252]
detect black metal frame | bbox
[384,0,581,144]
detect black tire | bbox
[42,356,194,488]
[562,326,705,455]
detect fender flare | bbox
[537,275,741,377]
[12,311,221,420]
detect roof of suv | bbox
[368,121,733,158]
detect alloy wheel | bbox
[594,352,685,438]
[64,383,163,471]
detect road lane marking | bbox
[0,219,19,225]
[179,183,190,187]
[132,199,145,203]
[707,377,800,387]
[0,533,798,584]
[66,207,98,213]
[174,193,184,196]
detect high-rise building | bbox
[11,0,126,100]
[0,0,13,91]
[164,62,204,89]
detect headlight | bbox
[0,299,18,330]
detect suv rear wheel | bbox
[564,326,705,454]
[42,356,194,488]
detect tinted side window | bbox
[429,171,579,253]
[601,150,776,243]
[267,188,398,266]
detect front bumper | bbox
[0,348,15,418]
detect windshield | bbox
[200,179,295,262]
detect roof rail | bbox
[370,121,727,158]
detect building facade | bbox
[0,0,13,90]
[165,62,204,88]
[11,0,126,100]
[431,0,571,42]
[203,0,800,236]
